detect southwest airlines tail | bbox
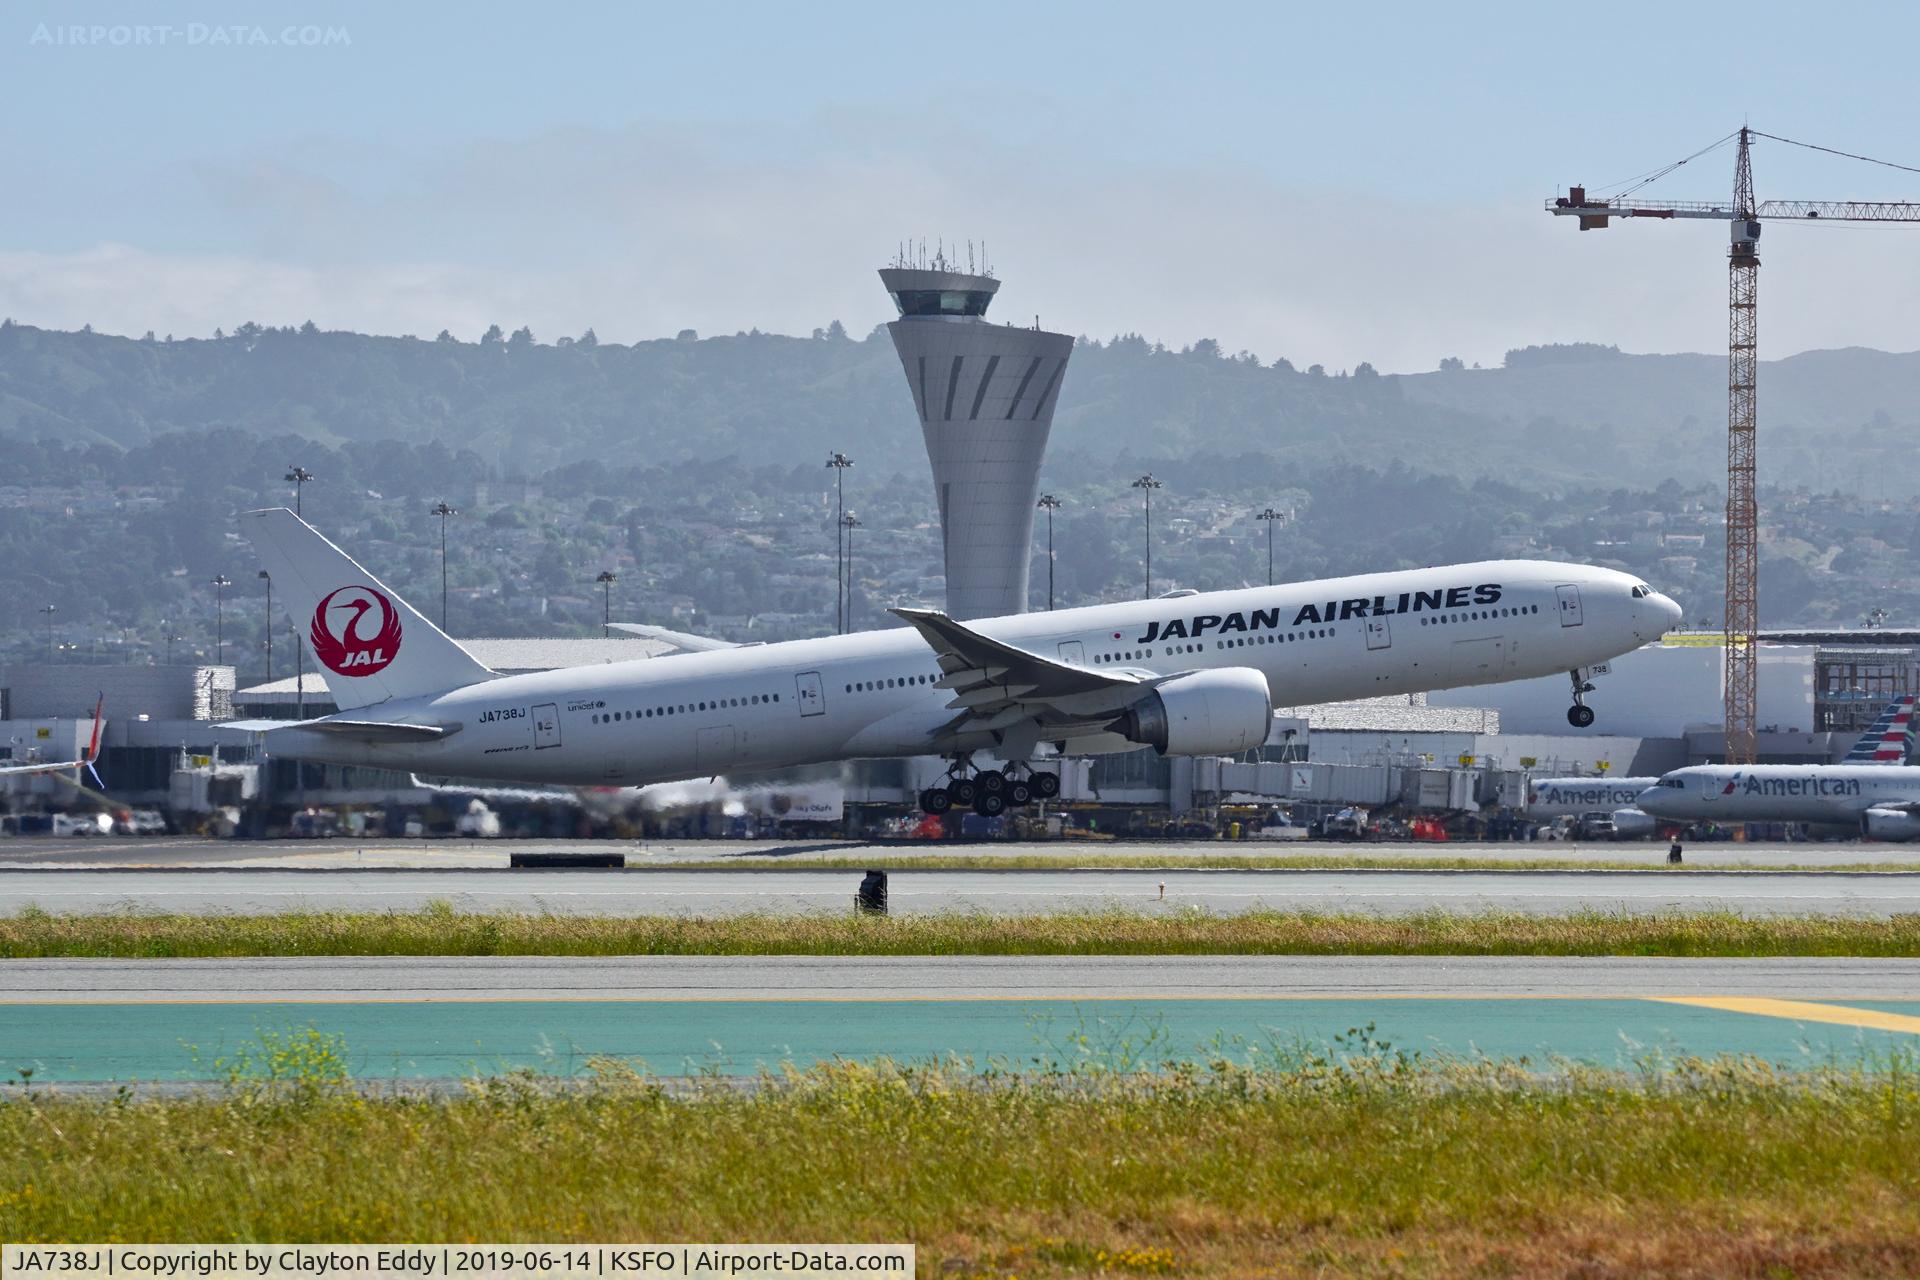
[1841,694,1918,765]
[239,508,494,711]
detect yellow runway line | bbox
[1652,996,1920,1035]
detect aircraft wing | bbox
[607,622,745,652]
[0,695,104,778]
[890,607,1149,749]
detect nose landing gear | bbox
[1567,669,1598,728]
[918,758,1062,816]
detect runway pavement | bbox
[4,835,1919,870]
[8,954,1920,1003]
[3,955,1916,1082]
[2,866,1919,916]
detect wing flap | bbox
[890,607,1146,751]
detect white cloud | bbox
[4,122,1917,371]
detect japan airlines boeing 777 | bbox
[226,509,1679,816]
[1637,695,1920,842]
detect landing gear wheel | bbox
[976,769,1006,795]
[1031,770,1061,799]
[919,787,952,815]
[948,777,979,806]
[1008,780,1033,806]
[973,791,1007,818]
[1566,668,1596,729]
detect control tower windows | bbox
[891,289,994,317]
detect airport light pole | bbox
[1036,494,1062,610]
[431,501,457,630]
[258,570,273,682]
[826,452,854,633]
[210,575,232,665]
[841,513,862,631]
[1131,474,1162,599]
[38,604,54,662]
[1256,507,1289,586]
[596,570,617,638]
[290,619,304,720]
[284,465,314,516]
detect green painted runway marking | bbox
[5,998,1920,1082]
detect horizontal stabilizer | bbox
[608,622,745,652]
[218,718,455,743]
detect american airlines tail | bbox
[240,508,494,710]
[1840,694,1917,765]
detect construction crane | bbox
[1548,127,1920,764]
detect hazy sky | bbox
[5,0,1920,371]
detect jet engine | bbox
[1609,807,1658,838]
[1862,808,1920,841]
[1107,668,1273,756]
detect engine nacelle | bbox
[1609,807,1658,838]
[1862,808,1920,841]
[1108,667,1273,757]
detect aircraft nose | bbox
[1634,589,1682,640]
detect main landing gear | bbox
[919,758,1061,817]
[1566,668,1597,728]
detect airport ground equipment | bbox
[1549,127,1920,763]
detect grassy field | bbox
[5,1048,1918,1277]
[6,904,1920,957]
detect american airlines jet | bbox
[1637,695,1920,843]
[1526,776,1661,820]
[226,509,1679,816]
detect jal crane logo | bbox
[310,585,402,677]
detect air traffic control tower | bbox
[880,253,1073,619]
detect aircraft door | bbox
[1058,640,1086,664]
[1699,773,1724,803]
[794,671,826,717]
[1364,615,1391,651]
[532,703,561,750]
[1556,584,1584,627]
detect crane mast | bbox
[1548,126,1920,765]
[1725,128,1759,765]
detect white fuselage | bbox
[261,560,1676,787]
[1638,765,1920,826]
[1525,777,1661,819]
